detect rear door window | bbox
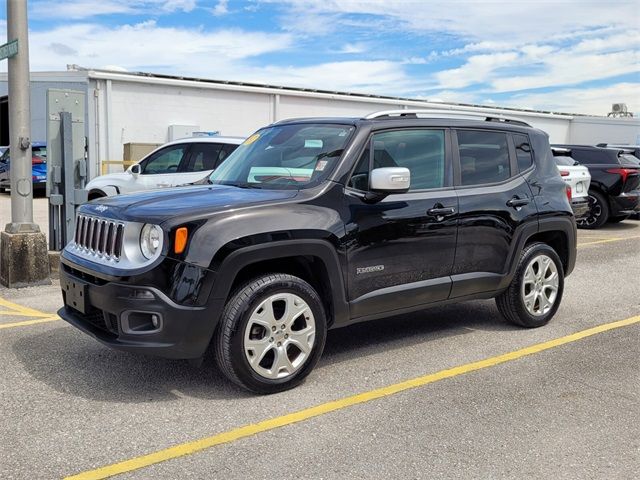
[457,130,511,186]
[185,143,225,172]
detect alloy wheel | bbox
[243,292,316,380]
[521,254,559,316]
[577,194,601,227]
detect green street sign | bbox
[0,39,18,60]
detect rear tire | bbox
[213,274,327,394]
[577,190,609,229]
[496,242,564,328]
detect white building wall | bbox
[568,117,640,145]
[106,81,273,160]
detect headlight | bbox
[140,224,163,259]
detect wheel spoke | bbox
[523,266,536,284]
[251,298,278,328]
[538,292,550,313]
[271,347,294,377]
[245,338,272,366]
[282,294,310,326]
[288,327,314,355]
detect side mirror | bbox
[370,167,410,193]
[130,164,141,176]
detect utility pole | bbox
[0,0,49,287]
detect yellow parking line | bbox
[65,315,640,480]
[0,316,61,329]
[0,296,53,317]
[577,234,640,247]
[0,310,52,317]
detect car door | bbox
[126,143,191,193]
[450,129,537,298]
[345,128,458,319]
[177,142,234,185]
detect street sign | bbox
[0,39,18,60]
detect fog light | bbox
[151,314,160,328]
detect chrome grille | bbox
[74,215,125,260]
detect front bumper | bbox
[58,262,223,359]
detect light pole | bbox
[0,0,49,287]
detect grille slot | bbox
[74,215,125,260]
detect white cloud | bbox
[0,18,413,95]
[336,42,367,54]
[212,0,229,16]
[434,52,519,89]
[492,50,640,92]
[18,21,294,73]
[266,0,640,43]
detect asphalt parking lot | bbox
[1,219,639,479]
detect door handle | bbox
[427,206,456,217]
[506,197,530,208]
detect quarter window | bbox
[513,133,533,172]
[457,130,510,186]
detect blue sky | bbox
[1,0,639,114]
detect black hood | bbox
[79,185,299,224]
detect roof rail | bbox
[364,109,532,127]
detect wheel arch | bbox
[210,239,349,328]
[500,216,577,290]
[88,185,119,199]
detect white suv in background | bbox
[552,147,591,219]
[85,136,244,200]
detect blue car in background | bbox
[0,142,47,193]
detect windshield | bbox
[209,123,355,189]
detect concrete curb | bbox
[48,251,60,279]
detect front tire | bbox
[88,190,107,201]
[577,190,609,229]
[213,274,327,394]
[496,242,564,328]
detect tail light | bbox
[559,170,570,177]
[605,168,637,184]
[566,185,572,202]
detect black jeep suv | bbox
[59,111,576,393]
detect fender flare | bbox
[499,215,577,290]
[210,239,349,326]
